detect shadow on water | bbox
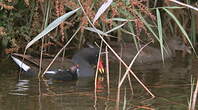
[0,55,197,110]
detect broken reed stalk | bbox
[121,42,134,95]
[119,45,133,93]
[93,41,103,110]
[188,76,194,110]
[190,79,198,110]
[61,48,66,65]
[118,41,154,97]
[78,30,84,49]
[115,45,123,110]
[20,49,30,79]
[127,68,134,95]
[115,84,121,110]
[94,41,103,93]
[122,88,127,110]
[105,46,110,94]
[41,27,80,77]
[118,41,151,87]
[78,0,154,98]
[119,44,122,83]
[39,2,51,78]
[38,38,44,78]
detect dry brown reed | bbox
[78,0,154,99]
[189,79,198,110]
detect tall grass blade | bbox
[191,14,196,46]
[156,9,164,63]
[84,27,109,36]
[136,11,159,42]
[152,6,184,9]
[106,22,127,34]
[93,0,113,23]
[25,8,80,50]
[111,18,129,22]
[128,22,139,51]
[163,8,197,56]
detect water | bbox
[0,56,197,110]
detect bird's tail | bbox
[11,56,31,72]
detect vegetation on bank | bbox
[0,0,197,56]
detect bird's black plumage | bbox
[11,46,101,81]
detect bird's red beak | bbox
[98,59,104,74]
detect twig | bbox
[118,41,154,97]
[105,46,110,94]
[168,0,198,11]
[41,27,80,77]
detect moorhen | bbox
[110,37,191,64]
[11,46,104,81]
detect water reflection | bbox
[9,80,29,96]
[0,56,197,110]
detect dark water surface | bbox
[0,56,197,110]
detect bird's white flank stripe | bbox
[46,71,57,74]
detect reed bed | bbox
[4,0,198,109]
